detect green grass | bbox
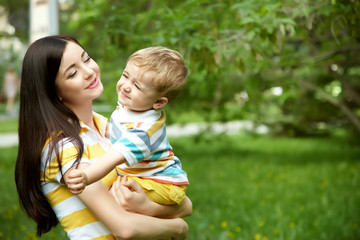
[178,135,360,240]
[0,119,18,133]
[1,134,359,240]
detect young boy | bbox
[66,46,189,205]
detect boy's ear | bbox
[153,97,168,110]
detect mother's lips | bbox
[86,77,99,89]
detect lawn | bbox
[0,134,359,240]
[0,119,18,133]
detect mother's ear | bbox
[153,97,168,110]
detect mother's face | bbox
[55,41,103,109]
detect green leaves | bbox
[67,0,360,136]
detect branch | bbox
[329,70,360,107]
[298,79,360,133]
[313,44,360,62]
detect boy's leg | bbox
[127,176,187,205]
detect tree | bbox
[63,0,360,136]
[0,0,28,42]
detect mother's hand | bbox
[110,175,193,219]
[110,176,156,215]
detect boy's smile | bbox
[116,60,161,112]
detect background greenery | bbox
[0,0,359,239]
[0,132,359,240]
[0,0,360,138]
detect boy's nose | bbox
[122,82,131,92]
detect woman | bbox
[3,67,20,114]
[15,35,191,240]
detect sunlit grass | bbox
[175,135,360,240]
[0,147,67,240]
[0,119,18,133]
[1,134,359,239]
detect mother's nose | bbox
[83,65,95,79]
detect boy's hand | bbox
[66,169,88,194]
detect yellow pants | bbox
[127,176,187,205]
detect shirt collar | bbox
[116,102,162,122]
[79,112,108,138]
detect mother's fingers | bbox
[110,176,122,204]
[122,178,144,194]
[118,177,135,201]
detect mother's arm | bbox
[65,164,189,240]
[110,176,193,219]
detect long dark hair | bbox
[15,36,85,236]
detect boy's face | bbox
[116,60,160,112]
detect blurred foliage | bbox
[0,0,28,42]
[0,0,27,86]
[1,0,360,138]
[65,0,360,138]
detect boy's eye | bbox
[85,56,91,62]
[135,84,141,90]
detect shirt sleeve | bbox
[41,137,91,184]
[111,128,151,167]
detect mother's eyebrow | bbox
[64,64,75,77]
[63,51,86,76]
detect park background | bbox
[0,0,359,239]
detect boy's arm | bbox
[66,149,126,194]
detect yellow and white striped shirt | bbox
[40,112,117,239]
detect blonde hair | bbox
[128,46,188,102]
